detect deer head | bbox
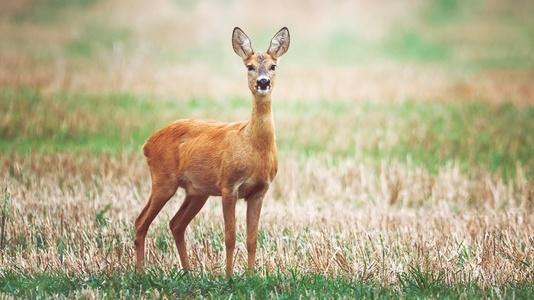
[232,27,290,97]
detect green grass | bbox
[361,101,534,178]
[0,269,532,299]
[1,88,532,178]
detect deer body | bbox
[134,27,289,277]
[143,104,277,198]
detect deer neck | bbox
[247,94,275,150]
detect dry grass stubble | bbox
[1,154,532,287]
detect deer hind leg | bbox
[134,177,178,271]
[169,194,209,270]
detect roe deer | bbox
[134,27,290,277]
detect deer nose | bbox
[257,77,270,88]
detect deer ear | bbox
[232,27,254,59]
[267,27,290,58]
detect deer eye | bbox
[270,65,277,71]
[247,65,255,71]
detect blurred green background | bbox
[1,0,533,178]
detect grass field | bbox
[1,0,534,298]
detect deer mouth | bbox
[255,83,271,94]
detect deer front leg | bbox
[222,189,237,278]
[246,190,266,273]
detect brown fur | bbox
[134,27,289,277]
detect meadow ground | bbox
[1,0,534,298]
